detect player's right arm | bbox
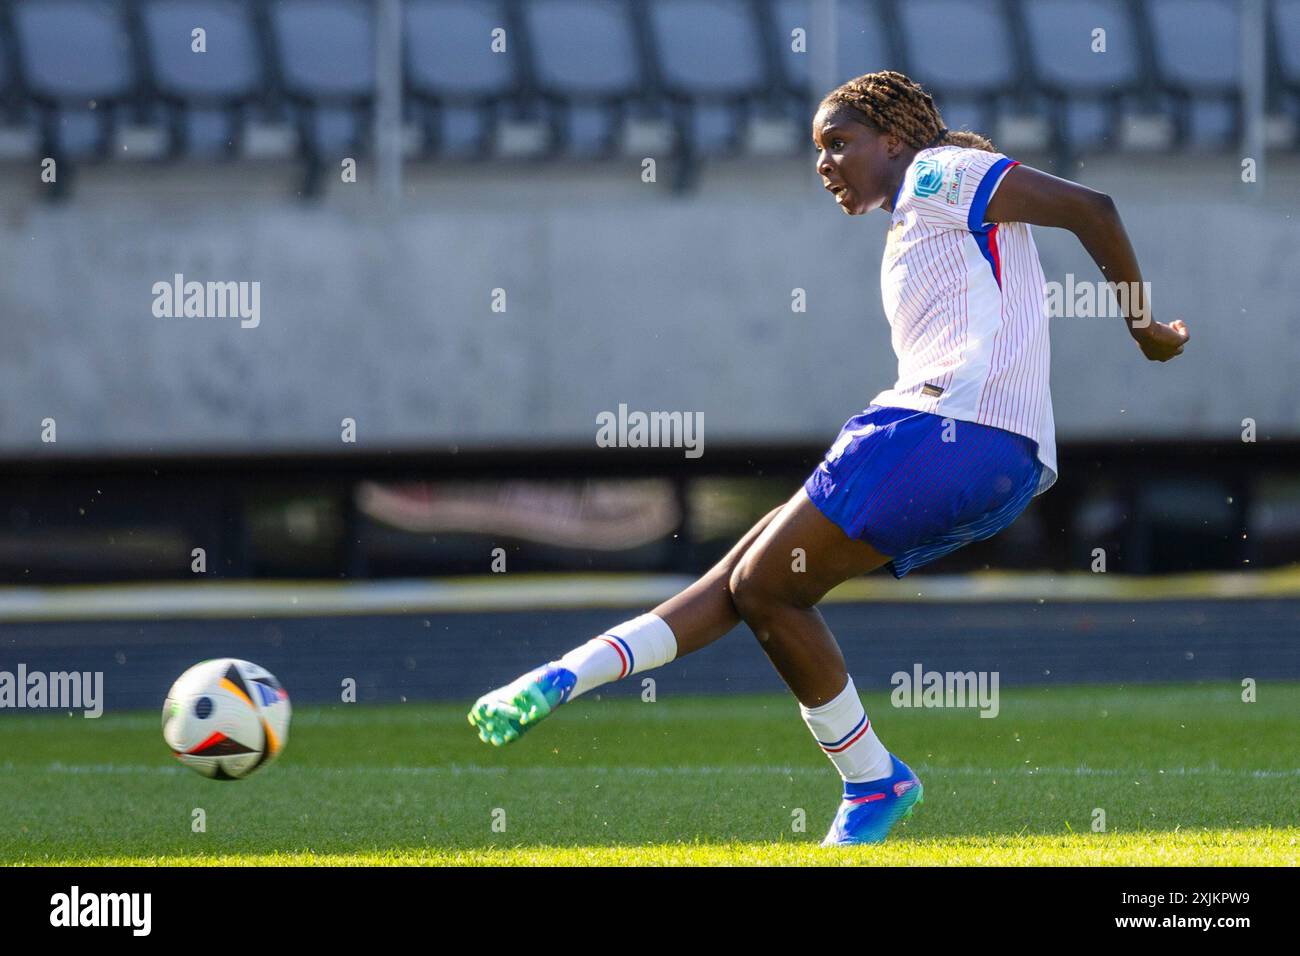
[985,164,1189,363]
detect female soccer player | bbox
[467,71,1189,845]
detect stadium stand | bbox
[0,0,1293,191]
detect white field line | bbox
[2,762,1297,780]
[0,690,1265,731]
[2,567,1300,622]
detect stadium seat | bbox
[141,0,286,158]
[269,0,376,160]
[770,0,899,93]
[0,10,39,160]
[1145,0,1240,147]
[405,0,543,159]
[896,0,1046,153]
[770,0,901,140]
[523,0,668,157]
[834,0,902,83]
[1273,0,1300,141]
[1020,0,1165,158]
[12,0,154,161]
[647,0,789,155]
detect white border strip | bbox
[0,568,1297,622]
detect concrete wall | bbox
[1,154,1297,456]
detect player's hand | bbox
[1131,318,1188,362]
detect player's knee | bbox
[728,558,782,637]
[727,560,760,619]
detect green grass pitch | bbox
[2,683,1296,866]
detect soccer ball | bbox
[162,659,291,780]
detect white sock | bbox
[799,676,892,783]
[555,613,677,699]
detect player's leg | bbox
[652,503,787,655]
[727,488,924,845]
[467,503,787,745]
[728,488,889,706]
[729,410,1045,843]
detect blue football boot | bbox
[821,753,924,846]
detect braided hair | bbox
[819,70,995,152]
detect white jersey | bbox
[871,146,1057,494]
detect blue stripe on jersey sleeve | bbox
[967,156,1017,234]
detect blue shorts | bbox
[804,405,1043,578]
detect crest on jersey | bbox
[914,158,944,197]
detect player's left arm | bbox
[985,164,1189,363]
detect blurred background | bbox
[0,1,1298,707]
